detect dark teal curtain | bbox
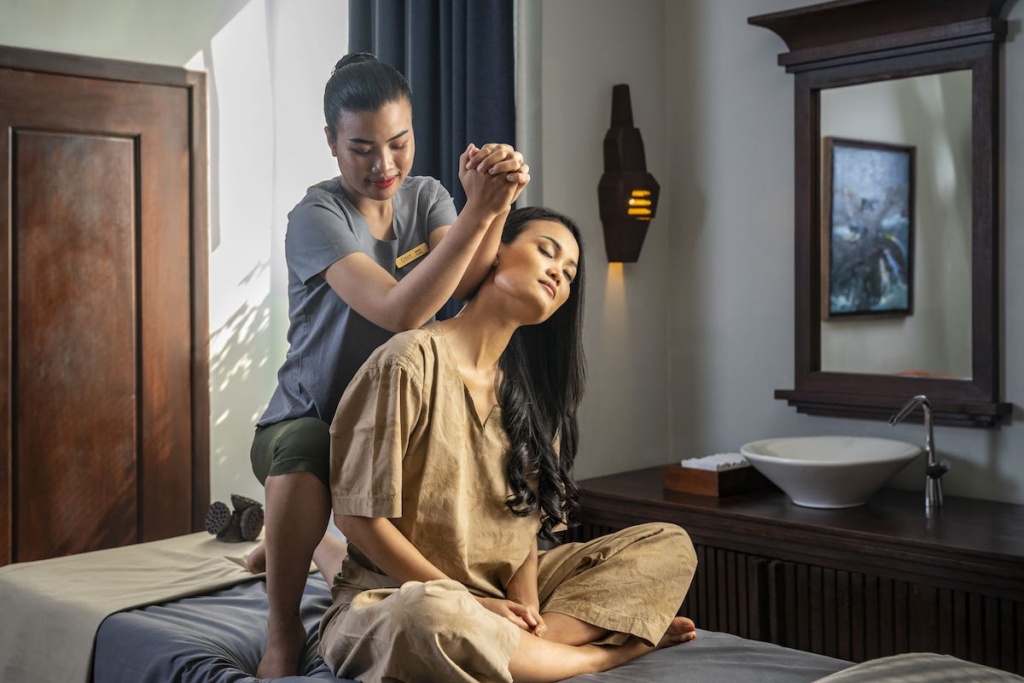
[349,0,515,319]
[348,0,516,211]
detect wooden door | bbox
[0,48,209,565]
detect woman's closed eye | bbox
[538,241,576,284]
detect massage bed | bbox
[1,533,1019,683]
[92,573,849,683]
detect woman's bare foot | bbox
[508,615,698,681]
[256,617,306,678]
[657,616,697,648]
[589,618,697,673]
[245,541,266,574]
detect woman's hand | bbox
[508,162,530,204]
[459,144,527,213]
[477,597,548,637]
[465,142,525,179]
[468,142,531,204]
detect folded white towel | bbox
[680,453,750,472]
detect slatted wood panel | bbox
[769,560,1023,673]
[577,522,1024,675]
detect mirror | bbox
[819,71,972,378]
[749,0,1012,426]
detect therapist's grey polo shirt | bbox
[259,175,457,426]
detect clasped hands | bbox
[476,596,548,638]
[459,142,530,211]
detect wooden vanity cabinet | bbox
[566,467,1024,674]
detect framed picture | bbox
[821,137,915,320]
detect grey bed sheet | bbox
[92,574,851,682]
[93,575,342,683]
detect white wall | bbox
[534,0,672,479]
[666,0,1024,504]
[0,0,225,64]
[201,0,348,506]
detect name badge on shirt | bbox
[396,242,429,269]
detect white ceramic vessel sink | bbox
[739,436,922,509]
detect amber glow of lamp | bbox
[597,83,660,263]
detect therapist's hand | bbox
[459,145,520,214]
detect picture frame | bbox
[821,137,915,320]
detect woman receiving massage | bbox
[318,206,698,682]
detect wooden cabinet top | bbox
[576,467,1024,596]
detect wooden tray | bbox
[662,463,774,497]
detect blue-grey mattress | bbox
[92,574,851,682]
[93,575,341,682]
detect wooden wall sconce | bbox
[598,84,659,263]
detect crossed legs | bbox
[319,523,698,682]
[507,522,699,680]
[321,578,696,683]
[507,614,697,682]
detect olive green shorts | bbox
[250,417,331,487]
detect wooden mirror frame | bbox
[750,0,1013,427]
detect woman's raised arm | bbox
[324,144,526,332]
[449,143,530,300]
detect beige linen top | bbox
[329,323,541,599]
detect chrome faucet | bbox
[889,394,948,511]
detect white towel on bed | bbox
[0,532,262,683]
[813,652,1023,682]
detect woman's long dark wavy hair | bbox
[497,207,587,542]
[324,52,412,136]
